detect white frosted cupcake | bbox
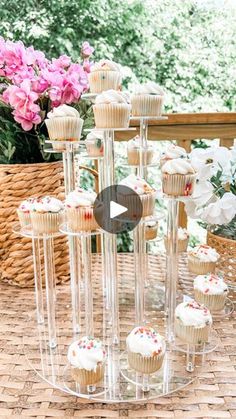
[165,227,189,253]
[131,82,164,117]
[45,105,84,150]
[119,174,156,217]
[194,273,228,311]
[17,197,36,228]
[65,188,99,232]
[161,158,196,196]
[160,144,187,167]
[88,59,122,93]
[127,136,154,166]
[188,244,220,274]
[30,196,64,234]
[85,130,104,157]
[145,219,158,241]
[93,90,131,128]
[126,326,165,374]
[175,300,212,345]
[68,337,106,385]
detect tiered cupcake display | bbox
[14,56,234,402]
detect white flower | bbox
[201,192,236,225]
[192,179,214,205]
[190,146,232,177]
[184,200,204,219]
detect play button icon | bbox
[110,201,127,219]
[94,185,143,234]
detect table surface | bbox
[0,253,235,418]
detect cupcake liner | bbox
[145,225,158,241]
[88,70,121,93]
[45,117,83,141]
[117,191,155,219]
[85,142,104,157]
[127,149,154,166]
[188,255,216,274]
[164,237,189,253]
[93,103,131,128]
[66,207,99,232]
[17,209,31,228]
[127,350,165,374]
[71,363,104,385]
[30,211,64,234]
[194,289,227,311]
[162,173,196,197]
[175,318,211,345]
[131,94,164,117]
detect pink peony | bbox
[81,41,94,58]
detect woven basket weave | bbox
[207,231,236,283]
[0,161,69,287]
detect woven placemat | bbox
[0,253,235,418]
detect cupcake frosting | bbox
[95,89,130,105]
[65,188,97,208]
[133,81,164,96]
[31,196,64,213]
[161,144,187,160]
[47,104,80,119]
[19,197,36,212]
[189,244,219,262]
[127,135,153,150]
[178,227,189,240]
[162,158,195,175]
[67,337,106,371]
[86,130,104,142]
[194,273,228,295]
[91,59,121,72]
[119,174,155,195]
[175,301,212,327]
[126,326,165,357]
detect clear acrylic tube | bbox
[82,234,94,337]
[69,235,81,335]
[133,221,146,325]
[32,237,44,324]
[186,344,196,372]
[43,236,57,349]
[165,197,179,343]
[63,143,76,195]
[102,130,119,345]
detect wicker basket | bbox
[0,161,69,287]
[207,231,236,284]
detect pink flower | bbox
[13,108,41,131]
[81,41,94,58]
[51,54,71,69]
[5,79,39,113]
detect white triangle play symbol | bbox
[110,201,127,219]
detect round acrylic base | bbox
[211,298,234,319]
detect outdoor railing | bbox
[115,112,236,227]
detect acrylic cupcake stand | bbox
[13,106,230,402]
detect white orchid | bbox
[190,146,232,178]
[201,192,236,225]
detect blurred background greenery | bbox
[1,0,235,251]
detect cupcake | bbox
[127,136,154,166]
[45,105,84,150]
[131,82,164,117]
[30,196,64,234]
[194,273,228,311]
[17,197,36,228]
[68,336,106,386]
[126,326,165,374]
[119,174,156,217]
[175,300,212,345]
[85,130,104,157]
[188,244,220,274]
[88,59,122,93]
[164,227,189,253]
[65,188,99,232]
[145,219,158,241]
[93,90,131,128]
[161,158,196,196]
[160,144,187,168]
